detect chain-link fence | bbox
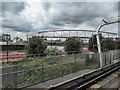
[1,50,120,88]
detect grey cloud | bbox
[2,2,25,15]
[36,23,61,30]
[2,25,17,29]
[47,2,118,28]
[1,1,118,37]
[1,2,35,33]
[42,2,51,11]
[2,18,34,32]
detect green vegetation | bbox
[88,34,103,52]
[25,37,47,54]
[64,37,82,53]
[115,39,120,49]
[2,53,99,89]
[46,39,64,46]
[88,34,120,52]
[46,47,59,56]
[102,38,115,51]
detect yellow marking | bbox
[112,74,117,76]
[89,84,100,88]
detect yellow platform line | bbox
[112,74,118,76]
[89,84,101,89]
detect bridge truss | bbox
[38,30,118,39]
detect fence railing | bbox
[102,50,120,66]
[1,50,120,88]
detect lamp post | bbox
[7,40,8,63]
[96,18,120,69]
[6,35,9,63]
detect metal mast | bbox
[96,16,120,68]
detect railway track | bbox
[48,61,120,90]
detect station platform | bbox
[25,69,94,89]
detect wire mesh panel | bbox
[118,50,120,59]
[111,50,120,61]
[110,51,114,62]
[105,52,110,65]
[113,50,116,60]
[44,65,60,81]
[1,50,120,88]
[86,53,100,69]
[17,57,43,71]
[93,53,100,68]
[102,52,106,66]
[17,68,43,88]
[74,54,86,72]
[2,55,43,69]
[44,56,61,66]
[62,54,75,63]
[62,61,75,76]
[43,56,62,81]
[116,50,120,59]
[2,56,44,88]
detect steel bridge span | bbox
[38,30,118,39]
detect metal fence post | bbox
[117,50,119,59]
[104,52,107,66]
[74,54,76,72]
[110,52,111,64]
[85,53,87,69]
[12,62,17,88]
[116,50,117,59]
[119,50,120,58]
[115,50,116,59]
[116,50,118,59]
[60,56,63,77]
[114,50,115,60]
[41,59,44,82]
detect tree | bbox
[88,34,119,52]
[46,47,59,56]
[102,38,116,51]
[88,34,103,52]
[64,37,82,53]
[25,37,47,55]
[115,39,120,49]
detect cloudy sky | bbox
[0,0,119,40]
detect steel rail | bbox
[76,63,120,90]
